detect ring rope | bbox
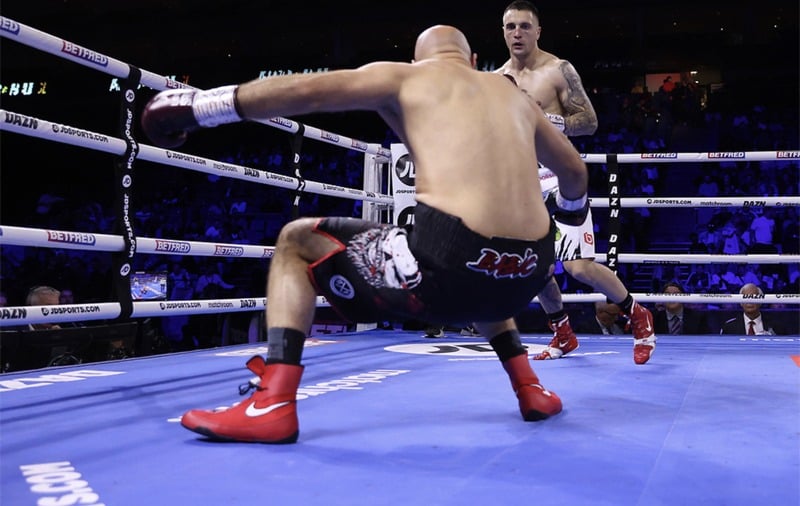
[592,253,799,265]
[0,16,393,160]
[0,109,394,206]
[590,196,800,208]
[583,152,799,163]
[1,291,796,327]
[0,225,275,258]
[3,225,797,266]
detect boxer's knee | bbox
[276,218,316,246]
[275,218,328,260]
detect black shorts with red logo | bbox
[309,202,555,325]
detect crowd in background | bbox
[1,80,798,344]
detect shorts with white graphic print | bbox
[310,218,425,323]
[310,203,556,325]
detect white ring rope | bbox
[1,291,796,327]
[0,16,393,160]
[590,196,800,208]
[4,225,797,267]
[0,17,798,332]
[591,253,799,265]
[0,296,330,327]
[583,152,799,163]
[0,225,275,257]
[0,109,394,206]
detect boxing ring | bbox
[1,17,799,506]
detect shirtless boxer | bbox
[497,1,656,364]
[141,25,588,443]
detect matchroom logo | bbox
[384,342,544,358]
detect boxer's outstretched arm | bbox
[141,61,409,148]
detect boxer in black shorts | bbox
[311,202,557,325]
[141,25,588,443]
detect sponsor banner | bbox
[3,111,38,130]
[46,230,97,246]
[645,198,692,205]
[707,152,745,159]
[391,143,416,226]
[154,239,191,254]
[61,40,108,67]
[0,16,21,35]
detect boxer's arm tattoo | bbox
[559,61,598,136]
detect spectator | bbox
[721,264,744,292]
[25,285,62,330]
[686,265,711,293]
[720,283,784,335]
[195,264,235,299]
[653,281,711,335]
[747,208,777,254]
[720,219,746,254]
[659,75,675,94]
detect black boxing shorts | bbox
[309,202,556,324]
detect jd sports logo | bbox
[385,342,543,357]
[394,154,416,186]
[397,206,415,226]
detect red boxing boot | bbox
[181,356,304,443]
[502,353,562,421]
[533,315,579,360]
[628,301,657,365]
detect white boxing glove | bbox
[544,112,566,132]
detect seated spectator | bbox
[740,265,762,287]
[195,265,235,299]
[575,301,630,335]
[720,221,746,254]
[686,265,711,293]
[25,286,62,330]
[721,264,744,292]
[720,283,785,335]
[653,282,711,335]
[707,265,728,293]
[204,219,224,240]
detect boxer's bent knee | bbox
[276,218,319,246]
